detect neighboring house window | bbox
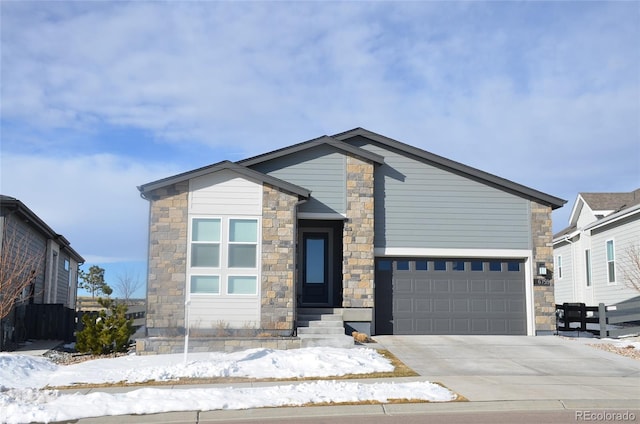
[556,256,563,279]
[585,249,592,287]
[606,240,616,283]
[189,217,259,295]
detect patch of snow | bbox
[0,347,455,423]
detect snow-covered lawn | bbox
[0,347,456,424]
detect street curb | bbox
[57,399,640,423]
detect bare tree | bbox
[0,221,43,321]
[114,268,143,303]
[621,243,640,293]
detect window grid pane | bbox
[230,219,257,242]
[228,276,257,294]
[191,276,220,294]
[229,245,257,268]
[192,219,221,242]
[191,244,220,267]
[471,261,483,271]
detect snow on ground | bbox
[0,347,456,424]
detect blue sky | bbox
[1,2,638,298]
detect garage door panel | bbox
[395,319,414,334]
[489,281,506,293]
[490,299,507,312]
[395,279,413,293]
[453,319,470,333]
[433,319,451,333]
[452,280,468,293]
[415,279,430,293]
[433,280,449,292]
[394,298,413,313]
[375,258,526,335]
[433,299,451,313]
[453,299,469,313]
[415,299,431,312]
[470,280,487,292]
[471,299,488,313]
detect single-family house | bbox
[0,195,84,350]
[553,189,640,306]
[138,128,565,353]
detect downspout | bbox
[291,197,308,337]
[562,236,578,302]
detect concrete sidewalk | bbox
[48,335,640,423]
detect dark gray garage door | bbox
[375,258,526,335]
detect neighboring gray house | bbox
[0,195,84,350]
[138,128,565,353]
[553,189,640,306]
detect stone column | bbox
[145,182,188,337]
[343,155,375,308]
[261,184,298,335]
[531,200,555,333]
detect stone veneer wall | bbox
[136,337,301,355]
[145,182,189,337]
[342,155,375,308]
[531,200,555,333]
[261,184,299,335]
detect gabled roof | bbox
[580,189,640,212]
[138,160,311,198]
[568,188,640,227]
[584,202,640,232]
[0,195,85,263]
[238,135,385,167]
[333,128,567,210]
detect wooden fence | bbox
[598,300,640,338]
[556,301,640,338]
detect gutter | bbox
[291,196,309,337]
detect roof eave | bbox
[333,128,567,210]
[138,161,311,199]
[238,135,384,167]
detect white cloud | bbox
[1,1,638,237]
[0,152,179,263]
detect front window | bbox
[191,219,221,267]
[228,219,257,268]
[606,240,616,283]
[189,217,259,296]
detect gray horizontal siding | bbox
[2,214,48,303]
[250,144,346,214]
[349,137,531,250]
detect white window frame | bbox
[606,239,616,284]
[187,216,260,297]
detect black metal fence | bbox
[21,303,76,342]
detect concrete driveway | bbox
[374,335,640,403]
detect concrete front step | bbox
[297,313,343,322]
[297,319,344,328]
[297,326,345,335]
[299,334,355,348]
[296,308,354,348]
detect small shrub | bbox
[76,298,134,355]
